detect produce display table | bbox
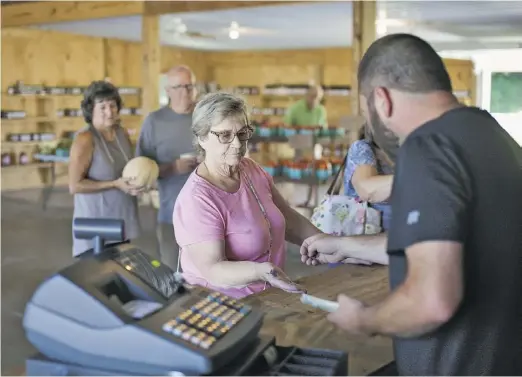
[244,264,394,375]
[250,131,347,210]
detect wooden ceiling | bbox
[1,1,303,27]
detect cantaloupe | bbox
[122,156,159,189]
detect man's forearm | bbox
[284,206,322,245]
[360,285,446,338]
[339,234,389,265]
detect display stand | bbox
[32,154,69,210]
[249,121,361,212]
[250,133,326,210]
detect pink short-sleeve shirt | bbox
[173,158,286,298]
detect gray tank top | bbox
[72,125,141,256]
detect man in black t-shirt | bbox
[300,33,522,375]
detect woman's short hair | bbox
[81,80,122,124]
[192,92,249,154]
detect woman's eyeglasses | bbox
[209,126,254,144]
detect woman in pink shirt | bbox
[173,92,322,298]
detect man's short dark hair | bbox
[81,80,122,124]
[358,33,453,96]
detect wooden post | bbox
[141,9,160,117]
[351,0,377,115]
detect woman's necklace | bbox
[92,125,129,165]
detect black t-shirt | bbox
[387,107,522,376]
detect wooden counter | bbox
[12,265,393,376]
[243,264,394,376]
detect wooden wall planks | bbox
[1,28,208,91]
[1,27,474,101]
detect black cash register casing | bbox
[23,242,264,376]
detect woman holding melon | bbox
[68,80,143,256]
[173,92,323,298]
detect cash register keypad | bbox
[162,292,252,350]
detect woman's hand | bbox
[114,177,144,196]
[259,263,306,293]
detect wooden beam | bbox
[141,9,161,117]
[351,0,377,115]
[143,1,304,15]
[1,1,144,27]
[1,0,308,27]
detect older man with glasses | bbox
[136,65,199,270]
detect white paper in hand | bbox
[300,294,340,313]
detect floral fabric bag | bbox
[310,157,382,236]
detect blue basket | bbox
[316,169,331,181]
[55,148,70,158]
[262,166,276,176]
[288,168,299,180]
[282,128,297,137]
[258,127,272,137]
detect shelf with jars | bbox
[209,83,352,126]
[1,81,142,192]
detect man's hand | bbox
[327,294,369,336]
[300,234,345,265]
[174,157,198,175]
[300,234,371,266]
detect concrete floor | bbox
[1,185,328,374]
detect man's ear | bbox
[373,87,393,119]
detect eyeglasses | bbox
[209,126,254,144]
[169,84,195,91]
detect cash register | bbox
[23,218,348,376]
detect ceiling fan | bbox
[164,18,217,40]
[164,18,274,41]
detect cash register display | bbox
[162,291,252,350]
[112,248,178,299]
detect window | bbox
[490,72,522,114]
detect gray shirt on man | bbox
[136,106,195,224]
